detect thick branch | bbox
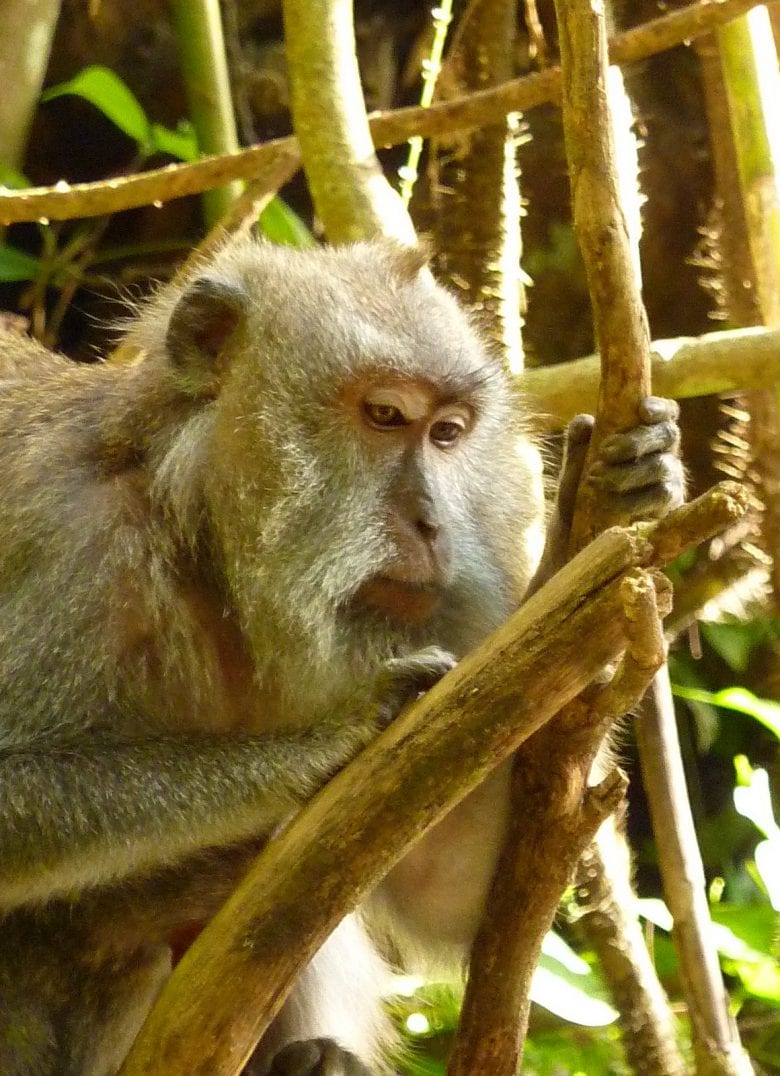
[119,488,744,1076]
[0,0,768,225]
[522,327,780,430]
[281,0,415,244]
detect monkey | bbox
[0,238,684,1075]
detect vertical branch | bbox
[170,0,243,226]
[552,4,682,1071]
[638,669,754,1076]
[555,0,651,552]
[551,0,750,1072]
[281,0,416,244]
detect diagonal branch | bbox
[118,487,746,1076]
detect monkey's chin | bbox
[351,577,442,624]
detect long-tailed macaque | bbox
[0,239,683,1075]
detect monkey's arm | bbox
[0,647,451,913]
[0,728,359,911]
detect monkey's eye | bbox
[430,417,466,447]
[363,402,409,428]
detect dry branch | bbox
[554,0,651,542]
[549,0,753,1067]
[449,570,674,1076]
[0,0,768,226]
[540,0,684,1065]
[522,327,780,430]
[118,486,746,1076]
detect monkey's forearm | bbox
[0,730,358,910]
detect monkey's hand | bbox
[318,647,455,779]
[373,646,456,729]
[529,396,684,595]
[588,396,684,521]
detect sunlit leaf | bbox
[258,197,315,248]
[637,897,674,931]
[532,963,617,1027]
[733,759,780,839]
[42,66,152,150]
[671,684,780,739]
[710,903,777,953]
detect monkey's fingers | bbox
[600,419,680,464]
[556,413,594,524]
[590,453,685,520]
[375,646,456,727]
[638,395,680,424]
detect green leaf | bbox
[258,198,315,248]
[524,1027,629,1076]
[0,244,40,282]
[533,936,617,1027]
[42,66,152,151]
[149,121,199,162]
[0,166,30,190]
[671,684,780,739]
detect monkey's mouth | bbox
[352,577,442,624]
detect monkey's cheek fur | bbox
[352,577,442,624]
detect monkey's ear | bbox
[165,275,247,396]
[373,240,430,283]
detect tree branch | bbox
[118,486,746,1076]
[522,326,780,430]
[0,0,767,225]
[281,0,415,244]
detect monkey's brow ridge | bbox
[436,363,503,402]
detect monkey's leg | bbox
[0,907,171,1076]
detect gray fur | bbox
[0,239,540,1074]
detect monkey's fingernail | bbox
[639,396,676,422]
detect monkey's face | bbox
[159,240,542,676]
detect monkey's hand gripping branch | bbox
[119,482,748,1076]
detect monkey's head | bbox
[143,239,542,690]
